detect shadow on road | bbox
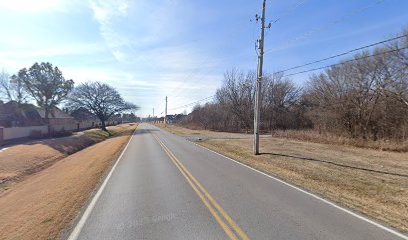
[135,129,159,135]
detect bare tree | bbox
[67,82,139,131]
[262,73,302,130]
[216,69,256,132]
[0,70,28,103]
[184,69,307,133]
[182,27,408,141]
[306,39,408,140]
[0,70,10,101]
[382,30,408,108]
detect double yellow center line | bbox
[153,134,250,240]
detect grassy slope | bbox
[0,124,137,240]
[0,124,136,190]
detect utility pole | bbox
[153,108,154,123]
[164,96,168,127]
[254,0,269,155]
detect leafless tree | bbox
[67,81,138,131]
[262,73,302,131]
[0,69,28,103]
[184,69,307,133]
[216,69,255,132]
[182,27,408,141]
[306,29,408,141]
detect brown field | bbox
[0,124,137,240]
[159,124,408,233]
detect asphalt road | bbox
[70,123,407,240]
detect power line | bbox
[174,0,287,97]
[276,34,408,74]
[172,0,290,99]
[270,0,308,24]
[265,0,385,54]
[165,47,407,112]
[169,95,216,111]
[283,46,408,77]
[168,15,262,99]
[171,67,218,99]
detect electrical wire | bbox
[282,46,408,77]
[166,41,408,113]
[276,34,408,74]
[169,95,216,111]
[265,0,386,54]
[270,0,308,24]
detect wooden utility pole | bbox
[164,96,168,127]
[254,0,268,155]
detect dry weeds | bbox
[271,129,408,152]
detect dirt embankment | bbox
[0,124,133,190]
[0,123,137,240]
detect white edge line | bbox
[189,141,408,240]
[67,128,137,240]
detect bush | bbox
[29,130,44,139]
[50,129,73,138]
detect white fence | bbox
[50,121,98,132]
[3,126,48,140]
[0,121,108,142]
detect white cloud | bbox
[89,0,130,61]
[0,0,80,12]
[0,43,106,59]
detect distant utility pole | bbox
[153,108,155,122]
[254,0,270,155]
[164,96,168,127]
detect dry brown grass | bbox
[0,124,134,190]
[163,122,408,152]
[0,124,137,240]
[198,136,408,233]
[271,129,408,152]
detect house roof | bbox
[70,107,98,121]
[0,101,43,126]
[37,107,74,119]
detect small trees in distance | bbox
[13,62,74,123]
[0,69,29,104]
[67,82,139,131]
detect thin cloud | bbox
[89,0,130,61]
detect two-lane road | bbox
[69,123,407,240]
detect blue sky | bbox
[0,0,407,117]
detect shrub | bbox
[29,130,43,139]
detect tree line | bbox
[0,62,138,131]
[182,28,408,141]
